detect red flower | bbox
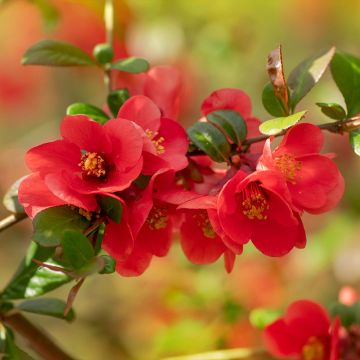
[118,95,188,174]
[201,88,263,152]
[217,170,306,256]
[103,170,198,276]
[19,115,143,214]
[264,300,340,360]
[114,65,182,119]
[258,123,344,214]
[179,195,236,272]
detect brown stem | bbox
[2,312,75,360]
[0,213,27,234]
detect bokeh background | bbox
[1,0,360,359]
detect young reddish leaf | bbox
[288,47,336,110]
[259,110,307,135]
[316,102,346,121]
[266,46,289,115]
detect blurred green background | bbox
[1,0,360,359]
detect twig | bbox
[2,312,75,360]
[0,213,27,234]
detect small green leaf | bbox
[2,177,26,214]
[99,255,116,274]
[349,129,360,156]
[331,50,360,117]
[17,298,75,321]
[206,110,247,145]
[93,43,114,64]
[1,242,71,300]
[62,230,95,270]
[316,102,346,120]
[262,82,288,117]
[94,224,105,255]
[32,206,90,247]
[288,47,336,110]
[107,88,130,117]
[259,110,307,135]
[111,57,150,73]
[99,196,123,224]
[249,308,281,329]
[66,103,110,124]
[32,0,60,32]
[329,302,355,327]
[22,39,95,66]
[187,122,231,163]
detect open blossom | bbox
[217,170,306,256]
[258,123,344,214]
[179,195,236,273]
[117,95,188,174]
[264,300,339,360]
[19,115,143,216]
[114,65,182,119]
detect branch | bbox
[0,213,27,234]
[2,312,75,360]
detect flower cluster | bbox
[18,68,344,276]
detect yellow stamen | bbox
[193,210,216,238]
[146,206,168,230]
[79,152,107,178]
[241,182,269,220]
[274,153,302,183]
[302,337,325,360]
[145,129,165,155]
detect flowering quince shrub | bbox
[2,8,360,359]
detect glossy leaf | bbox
[266,46,289,115]
[206,110,247,145]
[187,122,231,163]
[66,103,110,124]
[62,230,95,270]
[288,47,336,110]
[316,102,346,120]
[350,129,360,156]
[99,255,116,274]
[2,177,26,214]
[1,242,71,300]
[262,82,288,117]
[17,298,75,321]
[32,206,90,247]
[259,110,307,135]
[331,50,360,117]
[111,57,150,73]
[22,40,95,66]
[93,43,114,64]
[99,196,123,224]
[107,88,130,117]
[249,308,281,329]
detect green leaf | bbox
[32,0,60,32]
[17,298,75,321]
[187,122,231,163]
[349,129,360,156]
[62,230,95,270]
[249,308,281,329]
[99,255,116,274]
[262,82,288,117]
[70,256,105,277]
[107,88,130,117]
[93,43,114,64]
[288,47,335,110]
[329,302,355,327]
[32,206,90,247]
[316,102,346,120]
[206,110,247,145]
[94,224,105,255]
[330,50,360,117]
[99,196,123,224]
[111,57,150,73]
[22,39,95,66]
[2,177,26,214]
[66,103,110,124]
[259,110,307,135]
[1,242,71,300]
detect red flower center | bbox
[79,152,108,178]
[302,337,325,360]
[193,210,216,238]
[145,129,165,154]
[240,182,269,220]
[274,153,302,183]
[146,206,168,230]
